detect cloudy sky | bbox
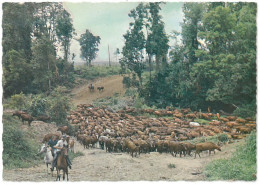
[63,1,183,64]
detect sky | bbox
[63,1,183,64]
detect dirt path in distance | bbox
[70,75,125,106]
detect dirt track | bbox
[71,75,125,106]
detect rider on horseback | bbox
[48,135,58,157]
[51,135,72,171]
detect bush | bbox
[48,86,71,125]
[28,94,48,117]
[233,102,256,119]
[7,92,29,110]
[204,132,256,181]
[2,115,41,169]
[217,134,229,143]
[168,163,176,169]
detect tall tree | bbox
[182,3,204,68]
[146,2,169,72]
[31,35,58,92]
[56,9,75,62]
[2,3,35,64]
[79,29,101,66]
[121,3,146,86]
[3,50,33,96]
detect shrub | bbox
[233,102,256,119]
[8,92,28,110]
[2,115,41,169]
[28,94,48,117]
[217,134,229,143]
[48,87,71,125]
[168,163,176,169]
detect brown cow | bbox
[20,113,34,126]
[57,126,68,135]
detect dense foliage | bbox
[136,2,256,117]
[2,2,75,97]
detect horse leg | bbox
[63,170,65,180]
[56,169,60,181]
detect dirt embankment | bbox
[71,75,125,106]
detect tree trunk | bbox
[155,54,160,72]
[137,73,142,88]
[148,54,152,83]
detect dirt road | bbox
[3,138,243,181]
[71,75,125,106]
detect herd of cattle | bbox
[12,104,256,158]
[67,104,255,158]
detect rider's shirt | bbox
[55,139,68,152]
[48,139,58,150]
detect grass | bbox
[194,118,211,125]
[75,65,121,80]
[69,151,84,161]
[187,133,229,145]
[2,114,42,169]
[203,132,256,181]
[168,163,176,169]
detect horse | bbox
[88,84,94,92]
[97,86,104,92]
[39,144,54,176]
[56,146,69,181]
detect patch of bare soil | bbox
[70,75,125,106]
[3,138,244,181]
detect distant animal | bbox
[56,147,69,181]
[88,84,94,92]
[42,133,61,143]
[97,86,104,92]
[20,113,34,126]
[36,115,51,122]
[189,122,200,127]
[39,144,54,176]
[57,126,68,135]
[69,139,75,153]
[12,110,27,119]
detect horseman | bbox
[48,135,58,157]
[51,135,72,171]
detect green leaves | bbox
[79,29,101,66]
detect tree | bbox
[191,3,256,112]
[121,3,147,87]
[114,48,120,63]
[3,50,33,96]
[79,29,101,66]
[181,3,205,67]
[146,2,169,72]
[2,3,35,65]
[56,9,75,62]
[31,35,58,92]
